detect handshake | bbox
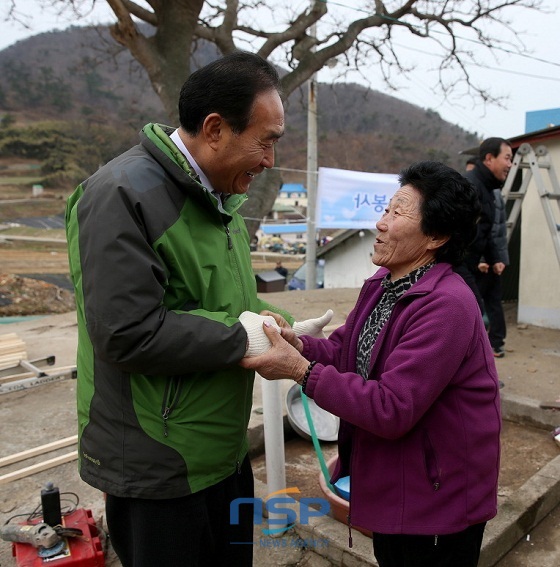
[239,309,334,357]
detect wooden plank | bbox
[0,355,27,371]
[0,338,25,346]
[0,451,79,485]
[0,353,27,370]
[0,335,24,343]
[540,401,560,410]
[0,344,19,350]
[0,335,27,367]
[0,435,78,468]
[0,333,20,343]
[0,351,26,362]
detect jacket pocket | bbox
[422,430,441,491]
[161,376,183,438]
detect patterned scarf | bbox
[356,263,435,379]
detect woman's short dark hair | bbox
[398,161,480,266]
[178,51,282,135]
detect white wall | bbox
[518,138,560,328]
[323,231,379,288]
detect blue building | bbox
[525,108,560,133]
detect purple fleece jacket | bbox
[301,263,501,536]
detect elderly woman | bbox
[242,161,501,567]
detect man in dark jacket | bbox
[66,52,294,567]
[465,137,513,357]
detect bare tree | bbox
[39,0,541,120]
[7,0,546,231]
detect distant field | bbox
[0,226,66,239]
[0,176,43,185]
[0,158,70,204]
[0,199,67,222]
[0,158,68,219]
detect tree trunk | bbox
[240,168,283,241]
[110,1,205,124]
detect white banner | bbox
[316,167,399,229]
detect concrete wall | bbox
[323,231,379,288]
[518,138,560,328]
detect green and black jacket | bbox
[65,123,293,498]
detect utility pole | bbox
[305,20,318,291]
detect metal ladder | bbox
[502,143,560,264]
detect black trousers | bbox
[476,270,507,349]
[373,522,486,567]
[105,456,254,567]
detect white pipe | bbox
[260,375,287,530]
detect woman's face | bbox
[373,185,440,280]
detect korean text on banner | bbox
[316,167,399,229]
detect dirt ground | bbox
[0,273,75,316]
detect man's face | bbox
[211,89,284,195]
[485,143,513,182]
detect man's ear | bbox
[202,113,224,150]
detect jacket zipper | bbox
[423,430,442,491]
[347,513,353,548]
[161,377,183,437]
[222,210,250,473]
[224,225,233,250]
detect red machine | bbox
[10,508,104,567]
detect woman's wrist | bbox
[296,360,318,391]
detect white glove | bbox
[239,311,281,357]
[292,309,334,338]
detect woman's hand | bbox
[240,321,309,382]
[260,310,304,352]
[260,310,291,330]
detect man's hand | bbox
[478,262,490,274]
[493,262,506,275]
[238,311,281,357]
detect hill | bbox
[0,26,478,177]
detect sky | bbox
[1,0,559,140]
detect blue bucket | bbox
[334,476,350,501]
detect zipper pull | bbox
[347,514,353,548]
[434,535,438,546]
[237,460,242,474]
[225,226,233,250]
[162,407,171,437]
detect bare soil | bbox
[0,274,75,316]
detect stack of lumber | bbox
[0,333,27,371]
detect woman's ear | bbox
[428,234,450,251]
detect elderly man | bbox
[66,52,292,567]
